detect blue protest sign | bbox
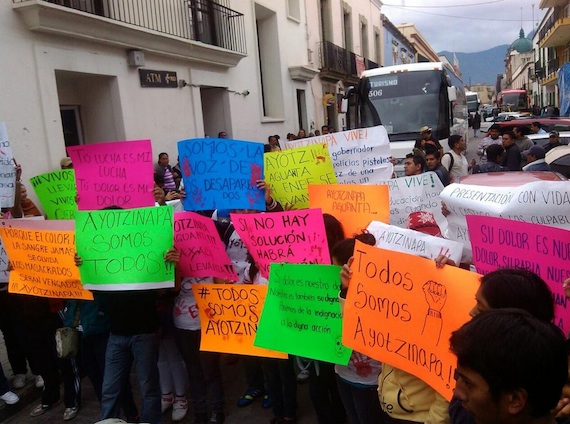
[178,138,265,211]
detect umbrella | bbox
[545,145,570,178]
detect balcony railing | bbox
[547,57,559,75]
[319,41,378,81]
[12,0,247,54]
[539,6,569,40]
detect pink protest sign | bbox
[231,209,331,279]
[467,215,570,333]
[67,140,154,210]
[174,212,237,281]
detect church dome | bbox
[510,28,532,53]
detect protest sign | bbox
[467,215,570,333]
[0,219,92,300]
[283,126,394,183]
[75,206,174,290]
[265,144,337,209]
[192,283,287,359]
[308,184,389,236]
[440,181,570,261]
[342,242,480,399]
[366,221,463,265]
[177,138,265,211]
[67,140,154,210]
[174,212,237,281]
[378,172,447,233]
[231,209,331,279]
[30,169,77,220]
[255,263,351,364]
[0,122,16,208]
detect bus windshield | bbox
[501,92,528,111]
[466,93,479,113]
[366,71,443,139]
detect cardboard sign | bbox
[75,206,174,290]
[177,138,265,211]
[283,126,394,183]
[255,263,352,364]
[441,181,570,261]
[367,221,463,265]
[265,143,337,208]
[67,140,155,210]
[0,220,92,300]
[174,212,237,281]
[380,172,447,233]
[0,122,16,208]
[467,215,570,333]
[309,184,389,236]
[29,169,78,220]
[342,242,480,399]
[231,209,331,279]
[192,283,287,359]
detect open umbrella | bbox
[545,145,570,178]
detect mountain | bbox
[439,44,509,86]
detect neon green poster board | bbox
[75,206,174,290]
[29,170,78,220]
[255,263,351,364]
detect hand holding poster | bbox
[265,144,337,209]
[0,122,16,208]
[75,206,174,290]
[30,169,77,220]
[192,283,287,359]
[177,138,265,211]
[283,126,394,183]
[0,219,92,300]
[342,242,480,399]
[309,184,389,236]
[366,220,463,265]
[174,212,237,281]
[467,215,570,333]
[67,140,155,210]
[231,209,331,279]
[255,263,352,364]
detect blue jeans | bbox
[100,332,160,424]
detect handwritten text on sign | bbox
[265,144,337,209]
[231,209,331,279]
[68,140,155,210]
[0,220,92,300]
[30,169,77,220]
[174,212,237,281]
[192,284,287,359]
[177,138,265,211]
[467,215,570,333]
[283,126,394,184]
[75,206,174,290]
[0,122,16,208]
[255,263,351,364]
[342,242,480,399]
[309,184,389,236]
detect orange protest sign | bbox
[342,241,480,399]
[0,227,93,300]
[308,184,389,236]
[192,284,287,359]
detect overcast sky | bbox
[381,0,547,54]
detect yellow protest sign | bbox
[192,283,287,359]
[342,241,480,399]
[265,143,337,209]
[0,222,92,300]
[308,184,389,236]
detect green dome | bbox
[510,28,532,53]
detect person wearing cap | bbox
[416,126,443,156]
[476,124,502,164]
[522,145,550,172]
[544,130,562,153]
[60,157,73,169]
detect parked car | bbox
[495,117,570,134]
[457,170,567,185]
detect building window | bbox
[287,0,301,21]
[360,16,368,58]
[342,3,352,52]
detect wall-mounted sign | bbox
[139,69,178,88]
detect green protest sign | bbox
[75,206,175,290]
[255,263,351,364]
[29,170,78,220]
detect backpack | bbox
[443,152,454,171]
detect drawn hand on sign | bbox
[421,280,447,346]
